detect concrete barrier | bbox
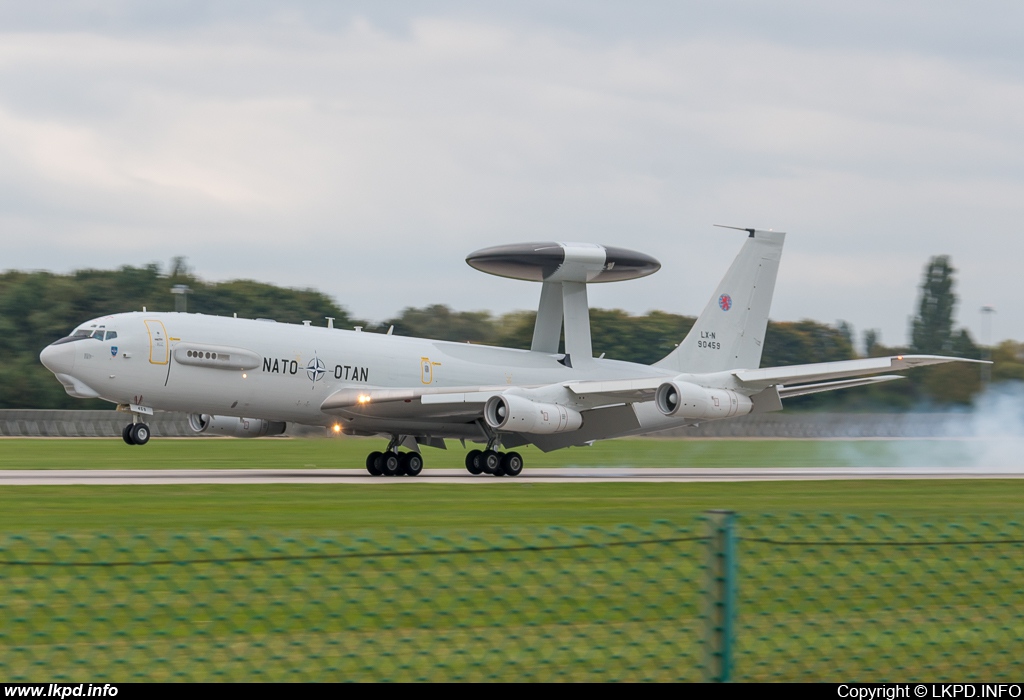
[0,410,325,438]
[0,409,973,439]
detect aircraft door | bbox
[144,320,170,365]
[421,357,440,384]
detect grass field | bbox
[2,438,1022,681]
[0,435,1013,470]
[0,437,1022,538]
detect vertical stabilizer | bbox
[654,229,785,373]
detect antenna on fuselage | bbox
[465,242,660,362]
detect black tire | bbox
[404,453,423,477]
[465,449,483,475]
[122,424,135,445]
[366,451,383,476]
[130,423,150,445]
[481,450,501,475]
[501,451,524,477]
[379,452,401,476]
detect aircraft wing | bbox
[563,354,984,404]
[320,354,983,445]
[731,354,986,392]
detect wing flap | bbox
[420,391,499,405]
[564,377,664,402]
[778,375,904,399]
[321,385,507,412]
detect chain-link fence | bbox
[733,514,1024,681]
[1,515,1021,681]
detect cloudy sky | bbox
[2,1,1022,348]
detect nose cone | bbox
[40,342,76,375]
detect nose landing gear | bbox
[119,404,153,446]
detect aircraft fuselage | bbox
[40,311,680,440]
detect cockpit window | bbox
[50,329,105,345]
[105,331,117,340]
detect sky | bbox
[2,1,1022,349]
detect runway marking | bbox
[1,467,1022,485]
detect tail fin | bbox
[654,228,785,373]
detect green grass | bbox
[0,435,1013,469]
[2,511,1021,681]
[2,437,1023,681]
[1,480,1023,540]
[0,437,1022,538]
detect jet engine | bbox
[654,381,753,420]
[484,394,583,434]
[187,414,287,438]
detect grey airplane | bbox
[39,229,980,477]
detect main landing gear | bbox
[465,449,523,477]
[365,437,424,477]
[122,422,151,446]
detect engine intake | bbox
[483,394,583,434]
[654,381,753,420]
[187,414,287,438]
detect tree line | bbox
[1,256,1017,410]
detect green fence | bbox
[1,515,1022,682]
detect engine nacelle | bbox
[187,414,287,438]
[484,394,583,434]
[654,381,753,420]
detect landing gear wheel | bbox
[481,450,501,475]
[129,423,150,446]
[465,449,483,475]
[500,451,523,477]
[122,424,135,445]
[379,452,401,477]
[366,451,383,476]
[401,452,423,477]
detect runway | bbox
[1,466,1022,485]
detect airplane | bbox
[39,228,983,477]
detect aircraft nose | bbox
[40,342,76,374]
